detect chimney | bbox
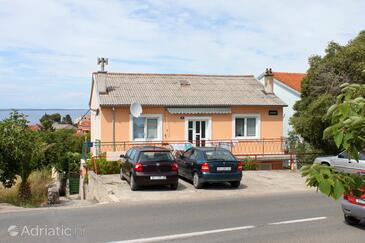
[264,68,274,94]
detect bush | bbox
[287,132,323,169]
[87,158,120,175]
[242,157,256,170]
[0,169,52,207]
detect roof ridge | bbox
[272,71,306,75]
[92,72,254,78]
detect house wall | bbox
[258,78,300,137]
[90,83,101,143]
[99,105,283,142]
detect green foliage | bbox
[38,129,87,174]
[301,83,365,200]
[40,113,61,131]
[287,132,322,168]
[292,31,365,153]
[242,157,256,170]
[87,158,120,175]
[301,164,365,200]
[62,114,73,125]
[0,112,44,200]
[0,111,44,200]
[323,83,365,161]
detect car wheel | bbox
[170,183,178,190]
[130,175,138,191]
[321,162,330,166]
[230,181,240,188]
[344,214,360,226]
[193,173,203,189]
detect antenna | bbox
[130,102,142,118]
[97,57,108,72]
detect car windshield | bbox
[203,150,236,161]
[139,151,174,162]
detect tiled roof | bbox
[272,72,306,92]
[93,72,286,107]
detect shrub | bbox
[87,158,120,175]
[0,169,52,207]
[242,157,256,170]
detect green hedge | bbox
[242,157,256,170]
[87,158,120,174]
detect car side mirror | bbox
[120,154,126,158]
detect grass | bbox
[0,169,52,207]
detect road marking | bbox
[108,225,255,243]
[268,216,327,225]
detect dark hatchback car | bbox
[176,147,242,189]
[120,146,179,191]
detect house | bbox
[52,122,77,131]
[28,124,42,131]
[89,69,286,156]
[258,71,306,137]
[76,114,91,134]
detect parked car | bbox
[341,170,365,226]
[313,151,365,173]
[176,147,242,189]
[120,146,179,191]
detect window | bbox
[138,151,174,162]
[233,115,260,138]
[190,150,199,160]
[131,115,161,140]
[204,150,236,161]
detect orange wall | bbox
[99,106,283,142]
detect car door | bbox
[179,149,194,179]
[126,149,137,179]
[186,149,199,179]
[351,152,365,172]
[332,151,354,173]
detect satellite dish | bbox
[130,102,142,118]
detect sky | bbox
[0,0,364,109]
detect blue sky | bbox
[0,0,364,108]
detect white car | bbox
[313,151,365,173]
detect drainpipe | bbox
[112,106,116,151]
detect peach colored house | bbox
[89,69,286,155]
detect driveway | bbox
[96,170,315,204]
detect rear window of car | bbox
[138,151,174,162]
[203,150,236,161]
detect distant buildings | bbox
[76,114,91,135]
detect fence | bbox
[86,138,287,157]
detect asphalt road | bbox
[0,192,364,243]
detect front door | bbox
[187,120,209,147]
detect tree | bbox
[0,111,44,200]
[62,114,73,125]
[301,83,365,200]
[292,31,365,153]
[39,113,61,131]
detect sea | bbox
[0,109,89,124]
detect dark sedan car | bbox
[120,146,179,191]
[176,147,242,189]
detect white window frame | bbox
[184,116,212,141]
[232,114,260,139]
[130,114,163,141]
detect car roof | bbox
[132,146,170,152]
[193,147,230,152]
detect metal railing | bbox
[86,138,287,156]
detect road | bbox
[0,192,364,243]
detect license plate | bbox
[217,167,231,171]
[150,176,166,180]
